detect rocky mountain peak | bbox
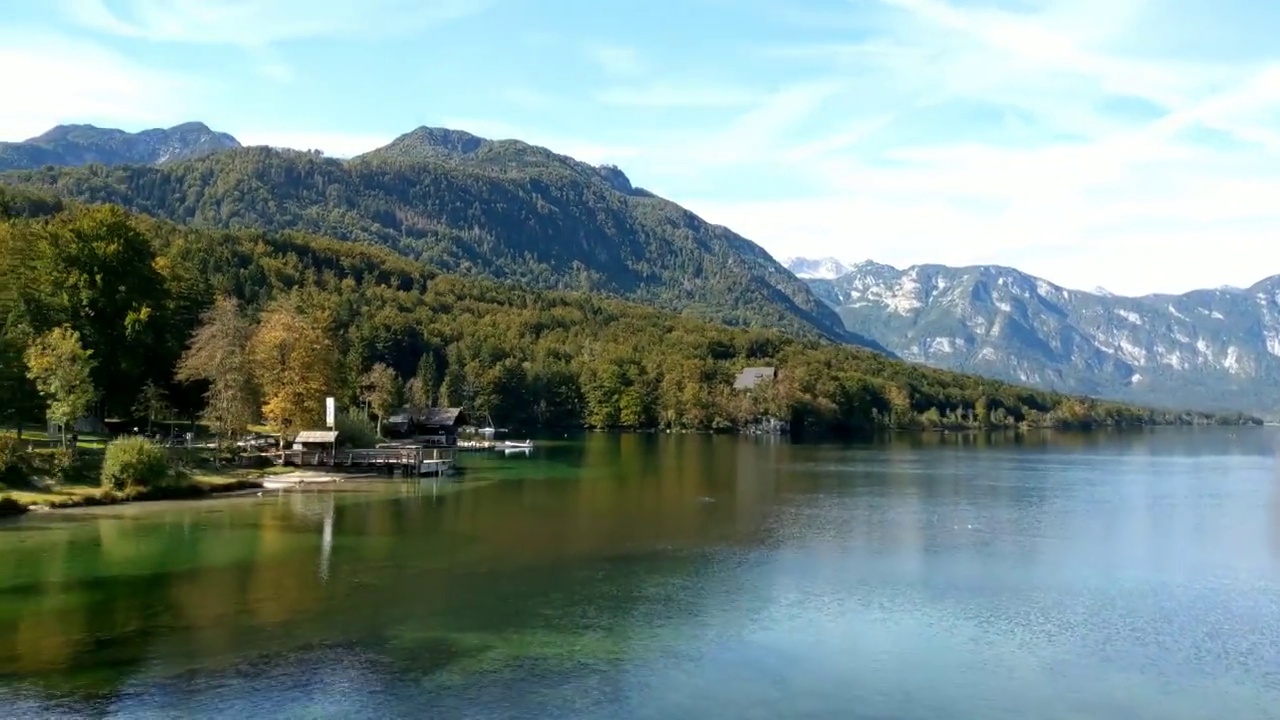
[784,256,852,280]
[804,259,1280,416]
[1,121,241,170]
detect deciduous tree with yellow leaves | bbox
[248,300,338,444]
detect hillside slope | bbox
[0,126,885,351]
[0,189,1252,434]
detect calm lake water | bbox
[1,429,1278,719]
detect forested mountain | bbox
[1,189,1250,441]
[0,122,240,171]
[0,125,884,351]
[799,259,1280,416]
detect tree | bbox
[24,326,96,447]
[27,205,168,417]
[0,321,37,438]
[176,296,259,451]
[359,363,402,437]
[404,352,438,411]
[132,380,172,435]
[249,301,338,444]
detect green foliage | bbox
[175,296,259,443]
[0,435,32,488]
[24,326,96,444]
[0,196,1259,441]
[176,294,258,440]
[40,447,88,485]
[335,410,378,449]
[0,496,27,517]
[101,436,172,491]
[0,185,64,220]
[132,380,172,432]
[22,205,168,416]
[0,140,876,347]
[360,362,402,436]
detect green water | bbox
[0,430,1278,718]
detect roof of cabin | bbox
[384,407,467,426]
[294,430,339,443]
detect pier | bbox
[269,431,456,477]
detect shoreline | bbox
[1,476,269,517]
[0,467,461,517]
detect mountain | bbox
[0,189,1253,438]
[0,122,241,171]
[801,259,1280,415]
[0,125,886,352]
[784,256,850,280]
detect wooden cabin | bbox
[383,407,469,446]
[292,430,339,451]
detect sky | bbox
[2,0,1279,296]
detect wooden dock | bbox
[269,446,456,477]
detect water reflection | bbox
[0,428,1274,718]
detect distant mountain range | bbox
[0,123,886,352]
[792,258,1280,416]
[0,122,241,170]
[7,121,1272,415]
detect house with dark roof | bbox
[733,366,777,391]
[384,407,469,445]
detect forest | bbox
[0,187,1259,451]
[0,135,888,350]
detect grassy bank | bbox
[0,429,281,516]
[2,467,270,514]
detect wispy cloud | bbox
[596,82,762,109]
[584,43,645,77]
[9,0,1280,294]
[59,0,494,46]
[0,30,195,140]
[677,0,1280,293]
[233,130,396,158]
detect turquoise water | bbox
[0,429,1277,718]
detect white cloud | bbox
[634,80,849,172]
[59,0,492,46]
[234,130,397,158]
[674,0,1280,294]
[0,31,195,140]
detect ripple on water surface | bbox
[0,429,1277,719]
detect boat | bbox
[498,439,534,450]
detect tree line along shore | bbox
[0,188,1260,511]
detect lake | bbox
[0,429,1278,719]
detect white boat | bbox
[499,439,534,450]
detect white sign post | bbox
[325,397,336,428]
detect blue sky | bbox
[2,0,1279,295]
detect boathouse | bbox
[293,430,339,452]
[383,407,469,445]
